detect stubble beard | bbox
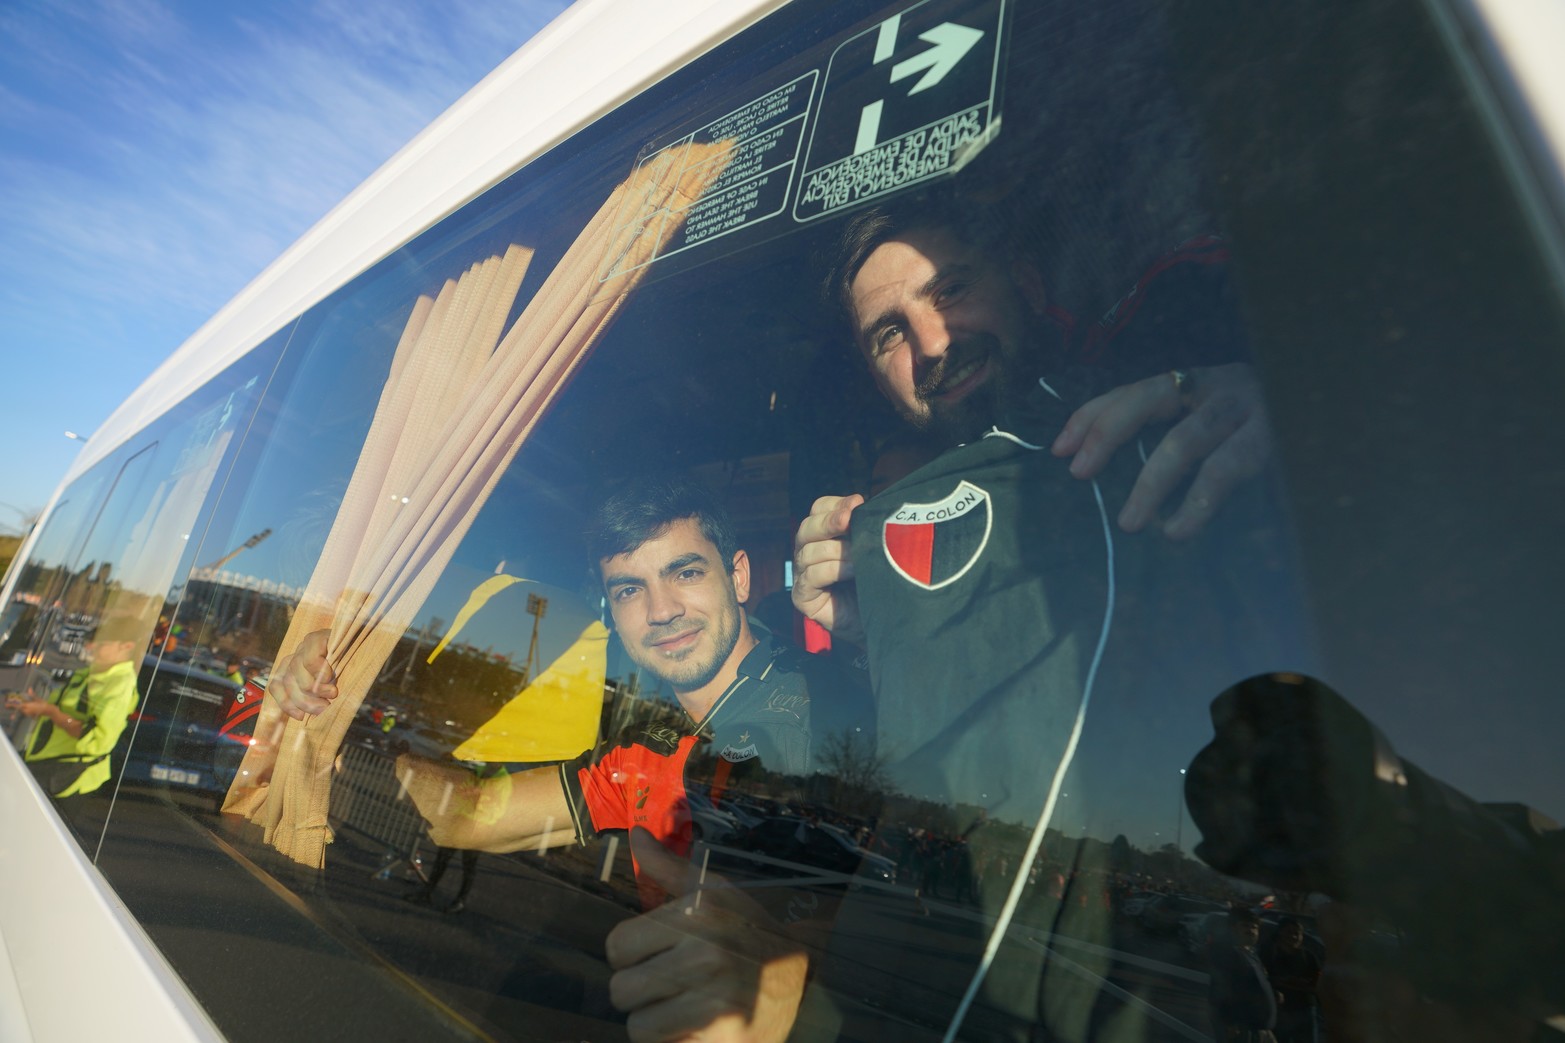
[909,333,1020,445]
[636,604,741,694]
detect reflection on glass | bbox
[43,0,1565,1039]
[11,612,141,799]
[2,374,261,849]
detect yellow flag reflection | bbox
[453,620,607,763]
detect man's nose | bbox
[906,307,952,364]
[645,583,683,625]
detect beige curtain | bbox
[224,140,730,866]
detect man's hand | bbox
[605,828,808,1043]
[268,628,337,719]
[791,494,865,647]
[1051,363,1273,539]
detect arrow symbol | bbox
[889,22,984,96]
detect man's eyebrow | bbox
[858,303,903,344]
[660,551,711,577]
[856,262,979,343]
[601,569,644,590]
[920,261,977,300]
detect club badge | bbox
[882,480,992,590]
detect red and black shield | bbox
[882,480,993,590]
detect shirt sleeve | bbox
[73,671,139,758]
[560,745,624,841]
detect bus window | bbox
[14,0,1562,1040]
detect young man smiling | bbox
[270,476,849,861]
[269,475,866,1042]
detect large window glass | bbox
[3,349,272,849]
[47,0,1565,1039]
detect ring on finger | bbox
[1169,368,1196,409]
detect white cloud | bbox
[0,0,571,510]
[0,0,569,326]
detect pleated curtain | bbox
[224,140,730,866]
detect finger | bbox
[610,934,735,1023]
[271,671,333,719]
[1162,421,1272,541]
[794,494,862,550]
[791,534,853,574]
[794,552,855,590]
[607,913,686,978]
[607,829,704,973]
[1050,391,1115,456]
[791,560,854,620]
[830,493,864,534]
[629,826,701,898]
[1117,394,1248,532]
[299,627,331,662]
[627,1003,748,1043]
[308,662,339,701]
[1065,379,1180,479]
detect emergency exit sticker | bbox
[600,71,818,282]
[794,0,1006,221]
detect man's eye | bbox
[676,568,704,582]
[935,281,968,306]
[872,324,904,355]
[611,586,640,602]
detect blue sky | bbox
[0,0,572,533]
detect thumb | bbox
[629,826,699,899]
[833,494,865,532]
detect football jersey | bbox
[851,254,1314,834]
[559,631,869,903]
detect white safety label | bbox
[794,0,1005,221]
[601,71,818,282]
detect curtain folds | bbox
[224,140,730,866]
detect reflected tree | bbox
[816,727,891,819]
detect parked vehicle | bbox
[1139,894,1225,936]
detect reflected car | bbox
[732,816,897,884]
[1139,894,1225,935]
[116,656,245,805]
[1180,910,1229,958]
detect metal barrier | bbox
[331,742,428,881]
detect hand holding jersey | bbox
[789,493,866,648]
[794,213,1276,642]
[795,200,1314,1037]
[1051,361,1274,538]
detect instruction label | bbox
[794,0,1005,221]
[601,71,818,282]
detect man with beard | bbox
[790,197,1312,1038]
[272,475,865,1042]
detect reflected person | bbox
[1209,907,1279,1042]
[9,612,142,798]
[268,475,867,1042]
[1263,917,1322,1043]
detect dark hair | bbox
[820,190,1010,342]
[584,475,739,583]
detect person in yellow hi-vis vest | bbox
[8,614,142,798]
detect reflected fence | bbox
[331,742,429,882]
